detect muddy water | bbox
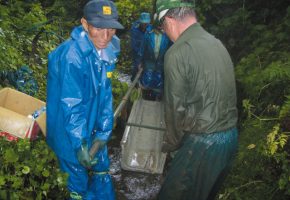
[108,130,164,200]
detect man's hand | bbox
[89,139,106,160]
[77,142,92,168]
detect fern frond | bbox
[280,95,290,118]
[261,61,290,82]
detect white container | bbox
[120,99,167,174]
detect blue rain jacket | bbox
[130,21,152,68]
[139,30,171,91]
[47,26,119,164]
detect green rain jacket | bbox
[163,23,238,152]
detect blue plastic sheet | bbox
[0,65,38,95]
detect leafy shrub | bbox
[0,137,68,200]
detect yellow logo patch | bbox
[103,6,111,15]
[107,72,112,78]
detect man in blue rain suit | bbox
[130,12,152,81]
[155,0,239,199]
[138,24,171,100]
[46,0,124,199]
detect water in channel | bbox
[108,125,163,200]
[109,72,163,200]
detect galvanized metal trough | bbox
[120,99,167,174]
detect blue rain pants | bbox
[58,146,115,200]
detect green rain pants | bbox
[158,127,238,200]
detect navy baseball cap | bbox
[84,0,124,29]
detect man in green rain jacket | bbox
[155,0,238,199]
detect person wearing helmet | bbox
[155,0,238,199]
[130,12,152,81]
[46,0,124,199]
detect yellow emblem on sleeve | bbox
[103,6,112,15]
[107,72,112,78]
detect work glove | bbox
[89,139,106,161]
[77,141,92,168]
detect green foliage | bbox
[117,32,133,74]
[280,96,290,119]
[112,71,129,110]
[219,118,289,200]
[219,95,290,199]
[0,137,69,199]
[194,1,290,199]
[0,0,78,100]
[235,54,290,111]
[0,29,24,71]
[115,0,154,29]
[0,0,290,199]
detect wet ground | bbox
[109,72,165,200]
[108,126,164,200]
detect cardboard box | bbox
[0,87,46,140]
